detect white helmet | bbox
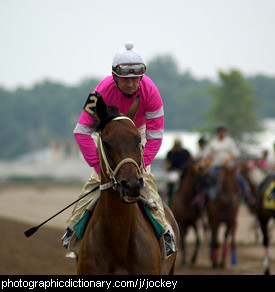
[112,41,146,77]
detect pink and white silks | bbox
[73,75,164,173]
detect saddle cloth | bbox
[73,200,166,239]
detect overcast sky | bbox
[1,0,275,88]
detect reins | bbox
[98,116,144,191]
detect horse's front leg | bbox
[191,224,200,264]
[221,224,230,268]
[210,223,219,268]
[230,220,238,266]
[180,227,187,266]
[259,217,270,275]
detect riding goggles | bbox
[112,64,146,77]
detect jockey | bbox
[62,42,175,256]
[165,137,191,205]
[203,124,238,170]
[203,124,256,208]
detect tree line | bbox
[1,54,275,160]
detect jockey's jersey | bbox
[73,75,164,172]
[203,136,239,167]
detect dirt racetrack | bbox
[0,183,274,275]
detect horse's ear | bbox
[96,96,108,121]
[126,95,140,121]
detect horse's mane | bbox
[95,105,121,132]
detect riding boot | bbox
[164,231,176,256]
[61,227,74,248]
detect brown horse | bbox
[207,165,241,268]
[77,96,179,275]
[170,159,208,266]
[254,173,275,275]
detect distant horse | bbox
[239,160,267,243]
[254,173,275,275]
[207,165,241,268]
[171,159,208,266]
[77,96,179,275]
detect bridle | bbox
[98,116,144,191]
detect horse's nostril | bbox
[121,180,131,190]
[139,177,144,189]
[120,177,143,192]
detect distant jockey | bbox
[203,124,256,209]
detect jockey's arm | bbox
[143,90,164,168]
[143,125,163,167]
[201,142,213,167]
[73,110,101,173]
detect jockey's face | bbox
[217,129,227,140]
[113,75,141,97]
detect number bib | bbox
[83,91,101,117]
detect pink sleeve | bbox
[143,139,162,168]
[74,109,100,172]
[74,133,101,173]
[143,80,164,167]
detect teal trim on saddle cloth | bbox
[73,205,166,240]
[73,210,91,239]
[142,206,166,239]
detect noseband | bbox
[98,116,144,191]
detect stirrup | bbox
[163,231,176,256]
[61,227,73,248]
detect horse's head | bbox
[96,96,144,204]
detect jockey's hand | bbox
[225,155,235,164]
[96,172,101,181]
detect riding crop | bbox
[24,185,99,237]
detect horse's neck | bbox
[96,187,138,253]
[220,171,238,196]
[178,166,196,200]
